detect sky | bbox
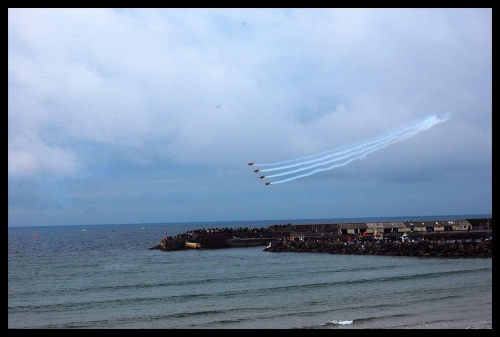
[8,8,492,227]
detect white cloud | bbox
[8,129,80,179]
[8,8,492,226]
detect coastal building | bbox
[285,218,490,236]
[363,222,407,234]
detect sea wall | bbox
[227,237,275,248]
[152,218,492,253]
[154,232,275,250]
[264,240,492,258]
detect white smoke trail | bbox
[257,112,451,185]
[272,154,369,184]
[261,113,442,174]
[267,113,447,179]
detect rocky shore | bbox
[264,239,492,258]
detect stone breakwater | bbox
[264,240,492,258]
[152,218,492,252]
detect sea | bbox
[8,215,492,329]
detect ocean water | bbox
[8,216,492,329]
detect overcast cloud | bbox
[8,8,492,227]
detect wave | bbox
[10,265,490,312]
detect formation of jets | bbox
[248,162,272,186]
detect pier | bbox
[151,217,492,256]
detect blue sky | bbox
[8,8,492,227]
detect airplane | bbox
[265,182,272,186]
[247,162,254,166]
[254,169,260,173]
[259,175,266,179]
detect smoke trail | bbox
[256,112,451,185]
[266,113,447,179]
[272,154,369,184]
[258,113,448,171]
[261,113,441,174]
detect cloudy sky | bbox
[8,8,492,227]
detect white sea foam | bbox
[327,320,353,326]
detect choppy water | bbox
[8,217,492,329]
